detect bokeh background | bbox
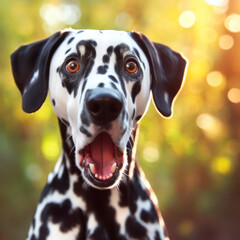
[1,0,240,239]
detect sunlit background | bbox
[0,0,240,239]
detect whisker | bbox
[65,133,73,143]
[69,145,76,155]
[82,181,89,190]
[122,172,129,178]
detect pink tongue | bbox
[89,132,115,176]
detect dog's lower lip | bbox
[85,165,120,187]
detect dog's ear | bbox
[10,31,70,113]
[131,32,187,117]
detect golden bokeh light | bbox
[143,146,159,162]
[224,14,240,33]
[205,0,229,6]
[196,113,223,139]
[179,11,196,28]
[219,34,234,50]
[196,113,216,131]
[40,3,81,33]
[206,71,225,87]
[228,88,240,103]
[212,156,232,175]
[41,133,60,161]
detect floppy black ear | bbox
[10,31,70,113]
[131,32,187,117]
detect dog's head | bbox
[11,29,187,189]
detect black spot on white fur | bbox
[140,203,159,223]
[103,55,110,63]
[97,65,108,74]
[67,37,75,44]
[134,47,145,69]
[109,75,118,83]
[39,199,85,239]
[65,48,71,55]
[155,230,161,240]
[110,82,118,90]
[107,46,113,56]
[126,216,147,238]
[131,81,141,103]
[98,83,104,88]
[39,156,69,202]
[132,108,135,120]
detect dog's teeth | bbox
[109,173,113,178]
[99,176,102,180]
[89,163,96,174]
[111,162,117,173]
[95,173,98,178]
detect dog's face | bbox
[48,30,151,188]
[11,29,187,190]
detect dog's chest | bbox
[26,155,165,240]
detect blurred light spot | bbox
[212,156,232,175]
[41,133,60,161]
[143,146,159,162]
[115,12,132,29]
[228,88,240,103]
[196,114,216,131]
[213,4,229,14]
[196,114,222,139]
[201,28,217,43]
[206,71,224,87]
[224,14,240,33]
[205,0,228,6]
[33,103,52,122]
[25,163,42,182]
[219,34,234,50]
[178,220,193,236]
[179,11,196,28]
[40,4,81,26]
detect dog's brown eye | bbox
[66,59,80,73]
[125,60,138,74]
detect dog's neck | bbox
[57,119,139,187]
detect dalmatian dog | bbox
[11,29,187,240]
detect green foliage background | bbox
[0,0,240,239]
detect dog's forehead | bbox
[60,29,140,54]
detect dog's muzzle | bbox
[78,88,125,188]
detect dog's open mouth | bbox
[78,132,124,188]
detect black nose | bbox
[86,88,123,125]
